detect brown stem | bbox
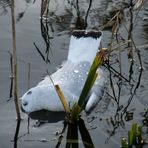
[10,0,21,120]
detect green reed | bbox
[54,49,104,123]
[121,123,147,148]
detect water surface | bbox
[0,0,148,147]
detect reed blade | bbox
[78,51,104,109]
[55,85,70,113]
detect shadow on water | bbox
[55,118,95,148]
[13,119,21,148]
[29,110,66,123]
[13,110,95,148]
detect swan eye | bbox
[27,91,32,95]
[23,101,28,106]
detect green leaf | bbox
[70,103,81,122]
[78,51,104,109]
[128,130,133,146]
[132,123,137,144]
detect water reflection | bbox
[16,0,33,22]
[34,0,52,64]
[0,0,10,15]
[22,110,95,147]
[33,18,52,64]
[72,0,93,29]
[55,118,95,148]
[101,4,144,140]
[33,0,94,64]
[104,66,143,141]
[142,7,148,39]
[13,119,21,148]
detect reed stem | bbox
[10,0,21,120]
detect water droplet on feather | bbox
[74,70,79,73]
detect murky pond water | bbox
[0,0,148,147]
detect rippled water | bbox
[0,0,148,147]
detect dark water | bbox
[0,0,148,147]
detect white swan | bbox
[21,30,107,114]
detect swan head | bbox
[21,87,43,113]
[21,85,65,114]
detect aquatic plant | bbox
[70,49,104,122]
[121,123,147,148]
[53,49,104,123]
[46,48,104,147]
